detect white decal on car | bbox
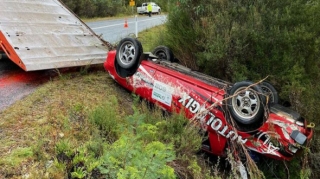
[207,117,248,144]
[152,80,173,106]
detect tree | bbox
[61,0,127,17]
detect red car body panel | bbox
[104,50,313,160]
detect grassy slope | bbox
[0,69,134,177]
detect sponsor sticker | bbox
[152,80,172,106]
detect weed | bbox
[79,64,91,76]
[72,147,88,166]
[32,137,49,161]
[69,102,86,122]
[71,167,87,179]
[99,135,176,179]
[0,147,33,167]
[47,158,67,178]
[86,139,105,158]
[213,157,221,178]
[89,100,120,143]
[187,157,202,178]
[55,139,74,158]
[54,141,104,179]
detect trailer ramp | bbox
[0,0,109,71]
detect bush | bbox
[163,0,320,177]
[99,136,176,179]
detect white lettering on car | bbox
[190,101,200,113]
[179,95,248,144]
[178,93,191,106]
[226,131,237,141]
[185,98,194,108]
[206,117,248,144]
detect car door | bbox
[151,64,213,117]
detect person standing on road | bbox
[147,3,152,17]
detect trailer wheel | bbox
[152,46,176,62]
[116,37,142,69]
[227,81,266,125]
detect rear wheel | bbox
[227,81,266,126]
[260,82,279,104]
[116,37,142,69]
[152,46,175,62]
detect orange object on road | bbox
[124,19,128,28]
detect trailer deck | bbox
[0,0,109,71]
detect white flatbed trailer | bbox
[0,0,109,71]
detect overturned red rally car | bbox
[104,37,313,161]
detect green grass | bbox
[136,25,167,52]
[0,147,33,167]
[0,70,132,176]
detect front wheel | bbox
[152,46,175,62]
[116,37,142,69]
[227,81,266,126]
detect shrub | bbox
[61,0,127,17]
[164,0,320,177]
[99,133,176,179]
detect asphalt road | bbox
[87,14,167,43]
[0,15,166,112]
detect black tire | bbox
[152,46,174,62]
[227,81,266,125]
[260,82,279,104]
[158,10,161,15]
[116,37,143,69]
